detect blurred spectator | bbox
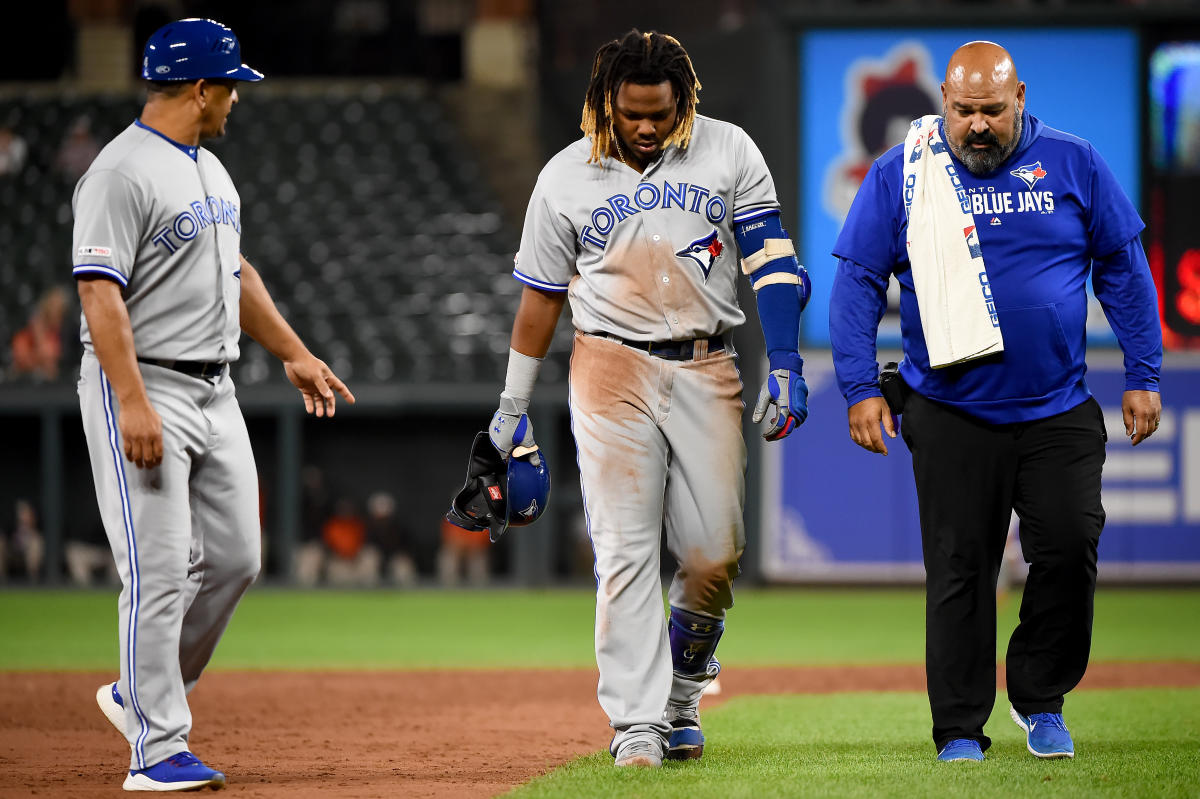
[5,500,45,582]
[364,490,416,586]
[55,115,101,183]
[438,516,489,586]
[10,285,68,380]
[0,124,28,177]
[294,465,332,586]
[322,498,375,586]
[64,520,118,587]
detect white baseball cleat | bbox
[96,682,127,736]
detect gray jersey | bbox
[74,119,260,774]
[513,114,780,341]
[520,114,779,761]
[72,122,243,362]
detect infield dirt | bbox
[3,663,1198,798]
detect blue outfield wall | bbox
[759,352,1200,582]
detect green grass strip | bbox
[1,587,1198,670]
[509,689,1200,799]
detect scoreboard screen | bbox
[1148,41,1200,345]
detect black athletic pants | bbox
[899,390,1107,752]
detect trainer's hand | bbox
[752,368,809,441]
[285,354,355,418]
[489,394,540,463]
[118,396,163,469]
[1123,389,1162,446]
[848,396,896,456]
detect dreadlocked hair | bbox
[580,29,701,164]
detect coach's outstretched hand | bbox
[753,368,809,441]
[285,354,355,418]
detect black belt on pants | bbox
[137,357,227,379]
[612,335,725,361]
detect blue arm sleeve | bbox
[1091,235,1163,391]
[736,211,807,373]
[829,257,891,406]
[755,282,804,372]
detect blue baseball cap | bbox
[142,18,265,82]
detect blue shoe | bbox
[936,738,984,762]
[96,682,126,736]
[124,751,226,791]
[665,706,705,760]
[1010,706,1075,759]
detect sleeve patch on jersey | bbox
[78,246,113,258]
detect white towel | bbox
[902,115,1003,368]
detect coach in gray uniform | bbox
[73,19,354,792]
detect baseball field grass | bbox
[513,690,1200,799]
[3,586,1199,669]
[3,586,1198,798]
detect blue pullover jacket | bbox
[829,111,1162,424]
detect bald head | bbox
[941,41,1026,175]
[945,41,1019,95]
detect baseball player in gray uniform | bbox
[487,30,810,767]
[73,19,354,791]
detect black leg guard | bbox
[669,606,723,678]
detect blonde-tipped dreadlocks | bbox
[580,29,701,164]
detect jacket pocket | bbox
[988,304,1073,400]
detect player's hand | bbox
[1123,389,1162,446]
[848,396,896,456]
[284,354,355,418]
[752,368,808,441]
[118,397,163,469]
[489,394,540,464]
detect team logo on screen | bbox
[1010,161,1048,190]
[675,229,724,280]
[824,43,942,221]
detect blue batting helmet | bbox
[142,18,264,82]
[447,432,551,542]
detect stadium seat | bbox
[0,87,558,386]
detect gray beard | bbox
[949,111,1023,176]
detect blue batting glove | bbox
[752,368,809,441]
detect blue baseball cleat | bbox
[936,738,984,762]
[665,706,705,760]
[124,751,226,791]
[1010,706,1075,759]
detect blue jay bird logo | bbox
[516,499,539,520]
[1010,161,1048,190]
[675,229,724,281]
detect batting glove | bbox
[752,368,809,441]
[489,394,541,464]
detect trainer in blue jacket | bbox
[829,41,1162,764]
